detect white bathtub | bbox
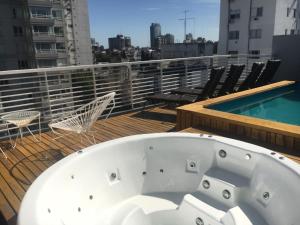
[18,133,300,225]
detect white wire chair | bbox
[1,111,41,149]
[48,92,116,144]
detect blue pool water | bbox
[207,83,300,126]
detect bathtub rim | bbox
[17,133,300,225]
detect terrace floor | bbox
[0,107,299,225]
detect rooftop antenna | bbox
[179,10,195,41]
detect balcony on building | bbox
[30,7,54,25]
[32,26,56,42]
[35,43,58,59]
[35,49,58,59]
[27,0,53,7]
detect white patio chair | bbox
[48,92,116,144]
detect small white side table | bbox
[1,111,41,149]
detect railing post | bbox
[209,57,214,68]
[159,62,163,93]
[183,60,188,87]
[91,68,97,99]
[127,64,134,109]
[43,71,52,119]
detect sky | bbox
[88,0,220,48]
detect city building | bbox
[150,23,161,49]
[0,0,93,70]
[91,38,102,63]
[125,36,131,48]
[66,0,93,66]
[0,0,34,70]
[161,42,214,59]
[154,33,175,49]
[108,35,131,50]
[185,33,194,43]
[164,33,175,44]
[218,0,300,55]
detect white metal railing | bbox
[33,31,55,36]
[35,49,57,54]
[31,14,53,19]
[0,54,271,138]
[55,33,64,37]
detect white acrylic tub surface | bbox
[18,133,300,225]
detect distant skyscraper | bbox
[150,23,161,49]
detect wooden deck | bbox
[0,107,176,225]
[0,106,300,225]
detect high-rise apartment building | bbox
[0,0,93,70]
[0,0,34,70]
[218,0,300,55]
[150,23,161,49]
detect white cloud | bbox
[143,7,161,11]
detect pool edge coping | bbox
[176,81,300,139]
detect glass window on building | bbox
[249,50,260,59]
[228,51,238,55]
[33,25,50,33]
[54,27,64,36]
[30,7,51,17]
[56,43,65,51]
[228,31,239,40]
[256,7,263,17]
[13,26,23,37]
[18,60,28,69]
[35,43,54,51]
[291,29,295,35]
[12,8,17,19]
[37,59,57,68]
[229,9,240,20]
[52,10,63,19]
[249,50,260,55]
[249,29,262,39]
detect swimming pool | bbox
[208,83,300,126]
[176,81,300,151]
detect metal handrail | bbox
[0,54,271,138]
[0,55,230,75]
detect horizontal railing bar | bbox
[0,55,231,76]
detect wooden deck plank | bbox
[0,190,15,224]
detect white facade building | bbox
[218,0,300,55]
